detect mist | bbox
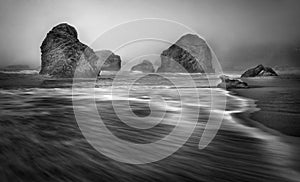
[0,0,299,70]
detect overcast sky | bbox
[0,0,299,70]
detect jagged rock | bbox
[95,50,121,72]
[217,75,248,89]
[39,23,99,78]
[131,60,155,73]
[241,64,278,77]
[157,34,214,73]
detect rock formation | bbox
[131,60,155,73]
[217,75,248,89]
[157,34,214,73]
[241,64,278,77]
[39,23,99,78]
[95,50,121,72]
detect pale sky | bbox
[0,0,299,70]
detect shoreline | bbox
[230,76,300,137]
[230,110,300,174]
[229,76,300,172]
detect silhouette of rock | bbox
[241,64,278,77]
[157,34,214,73]
[131,60,155,73]
[217,75,248,89]
[95,50,121,72]
[40,23,99,78]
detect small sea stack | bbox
[131,60,155,73]
[241,64,278,77]
[217,75,248,89]
[95,50,121,72]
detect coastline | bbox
[229,76,300,172]
[231,76,300,137]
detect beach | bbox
[231,74,300,173]
[0,72,299,181]
[232,75,300,137]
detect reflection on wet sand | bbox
[0,73,299,181]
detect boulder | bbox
[39,23,99,78]
[157,34,214,73]
[131,60,155,73]
[217,75,248,89]
[95,50,121,72]
[241,64,278,77]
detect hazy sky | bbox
[0,0,299,70]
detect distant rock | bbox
[157,34,214,73]
[95,50,121,72]
[217,75,248,89]
[1,65,30,71]
[40,23,99,78]
[241,64,278,77]
[34,65,41,72]
[131,60,155,73]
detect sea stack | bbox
[157,34,214,73]
[217,75,248,89]
[40,23,99,78]
[95,50,121,71]
[131,60,155,73]
[241,64,278,77]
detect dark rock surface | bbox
[241,64,278,77]
[217,75,248,89]
[95,50,121,72]
[40,23,99,78]
[131,60,155,73]
[157,34,214,73]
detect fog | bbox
[0,0,299,70]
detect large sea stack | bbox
[40,23,99,78]
[241,64,278,77]
[157,34,214,73]
[131,60,155,73]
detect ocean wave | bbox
[0,70,39,74]
[1,82,298,181]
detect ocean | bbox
[0,71,299,182]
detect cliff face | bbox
[131,60,155,73]
[241,64,278,77]
[40,23,99,78]
[95,50,121,72]
[157,34,214,73]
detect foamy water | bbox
[0,73,299,182]
[0,70,39,74]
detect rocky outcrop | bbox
[40,23,99,78]
[217,75,248,89]
[131,60,155,73]
[241,64,278,77]
[95,50,121,72]
[157,34,214,73]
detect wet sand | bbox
[231,76,300,137]
[231,76,300,172]
[1,72,300,181]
